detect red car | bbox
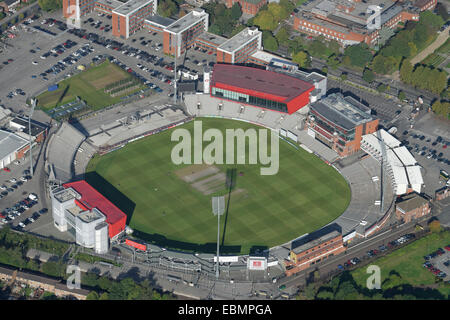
[208,51,213,55]
[127,68,132,73]
[445,245,450,251]
[3,167,10,172]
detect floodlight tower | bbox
[29,98,37,176]
[212,196,225,279]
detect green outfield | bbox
[36,61,145,112]
[86,118,351,254]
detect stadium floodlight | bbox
[29,98,37,176]
[212,196,225,279]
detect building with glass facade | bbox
[210,64,315,114]
[305,93,379,157]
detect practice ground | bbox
[351,231,450,297]
[36,61,145,111]
[86,118,351,254]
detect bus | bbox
[440,170,449,180]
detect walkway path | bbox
[410,26,449,65]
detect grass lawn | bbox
[86,118,351,254]
[436,38,450,55]
[422,53,446,68]
[37,61,145,112]
[351,231,450,297]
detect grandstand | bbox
[361,129,423,196]
[87,105,188,147]
[47,122,86,182]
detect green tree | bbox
[292,51,309,68]
[398,91,406,101]
[377,84,387,93]
[99,292,109,300]
[275,26,289,46]
[431,101,450,118]
[340,73,348,81]
[254,10,277,31]
[231,2,242,21]
[86,291,99,300]
[157,0,177,18]
[38,0,62,12]
[344,44,372,68]
[362,68,375,83]
[262,31,278,52]
[326,54,340,70]
[435,2,449,21]
[428,219,442,233]
[399,60,414,84]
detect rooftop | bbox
[310,93,374,130]
[144,15,175,27]
[218,27,261,54]
[291,223,342,254]
[211,64,315,102]
[0,130,29,162]
[196,31,227,47]
[63,180,126,226]
[396,193,429,213]
[113,0,154,16]
[164,8,207,34]
[53,187,79,203]
[67,206,104,224]
[10,116,47,138]
[96,0,122,9]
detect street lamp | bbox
[212,196,225,279]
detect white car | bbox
[0,185,6,190]
[29,217,35,223]
[32,61,38,65]
[9,178,17,183]
[18,222,25,228]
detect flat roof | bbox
[310,93,374,131]
[211,64,315,102]
[63,180,126,226]
[218,27,261,54]
[291,224,342,254]
[144,15,175,28]
[10,116,47,138]
[0,130,29,161]
[113,0,154,16]
[165,9,207,34]
[196,31,227,47]
[96,0,122,9]
[397,193,428,212]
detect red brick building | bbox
[306,93,379,158]
[395,192,431,223]
[225,0,267,16]
[285,225,345,276]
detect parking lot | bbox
[423,246,450,282]
[0,10,216,117]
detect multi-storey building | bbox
[216,27,262,64]
[395,192,431,223]
[285,225,345,276]
[94,0,122,15]
[305,93,379,157]
[209,64,315,114]
[162,8,209,57]
[224,0,267,15]
[112,0,157,38]
[292,0,433,46]
[50,180,127,254]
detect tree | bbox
[86,291,99,300]
[371,55,399,75]
[262,31,278,52]
[340,73,347,81]
[398,91,406,101]
[428,219,442,233]
[18,13,24,21]
[377,84,387,93]
[399,60,414,84]
[327,54,340,70]
[38,0,62,12]
[99,292,109,300]
[157,0,177,18]
[431,101,450,118]
[254,10,277,31]
[344,44,372,68]
[275,26,289,46]
[362,68,375,83]
[231,2,242,21]
[435,2,449,21]
[292,51,309,68]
